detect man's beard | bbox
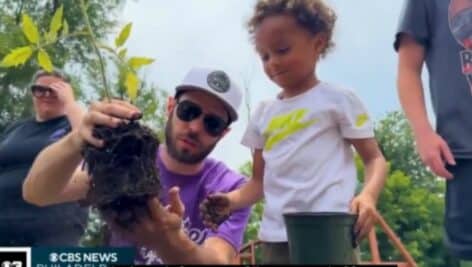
[164,116,217,164]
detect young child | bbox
[201,0,388,264]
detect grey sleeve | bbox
[394,0,430,51]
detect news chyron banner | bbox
[0,247,400,267]
[0,247,135,267]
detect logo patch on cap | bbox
[207,71,230,93]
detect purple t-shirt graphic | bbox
[109,147,251,264]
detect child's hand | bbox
[199,193,232,231]
[350,192,377,242]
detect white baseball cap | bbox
[175,67,242,123]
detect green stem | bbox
[96,44,135,102]
[79,0,110,101]
[97,44,127,66]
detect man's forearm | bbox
[23,132,83,205]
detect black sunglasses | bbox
[175,100,229,137]
[30,85,56,98]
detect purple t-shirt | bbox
[109,148,251,264]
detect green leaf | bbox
[145,100,157,115]
[128,57,154,69]
[0,46,34,67]
[38,49,53,72]
[62,19,69,36]
[115,23,132,48]
[49,5,64,42]
[44,32,55,43]
[21,14,40,44]
[125,71,139,101]
[118,48,127,59]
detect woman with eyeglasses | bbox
[0,69,87,246]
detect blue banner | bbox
[31,247,135,267]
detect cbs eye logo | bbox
[0,248,30,267]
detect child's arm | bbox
[201,103,265,228]
[349,138,388,241]
[200,149,264,229]
[227,149,265,210]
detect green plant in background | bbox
[0,0,126,132]
[1,0,167,246]
[1,0,154,102]
[1,6,74,71]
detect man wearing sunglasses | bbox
[23,67,251,264]
[0,69,87,246]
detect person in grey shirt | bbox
[395,0,472,265]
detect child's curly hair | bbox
[247,0,337,57]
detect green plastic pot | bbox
[283,212,358,264]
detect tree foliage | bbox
[0,0,125,131]
[374,111,442,193]
[0,0,169,246]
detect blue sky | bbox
[121,0,432,170]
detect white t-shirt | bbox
[241,82,375,242]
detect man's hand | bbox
[72,100,142,149]
[415,129,456,179]
[350,192,377,242]
[199,193,232,231]
[110,187,185,249]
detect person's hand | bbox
[199,193,232,231]
[49,81,75,107]
[414,129,455,179]
[109,187,185,249]
[350,192,377,243]
[71,99,142,149]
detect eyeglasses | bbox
[175,100,229,137]
[30,85,57,98]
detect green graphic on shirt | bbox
[355,113,369,127]
[263,109,318,151]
